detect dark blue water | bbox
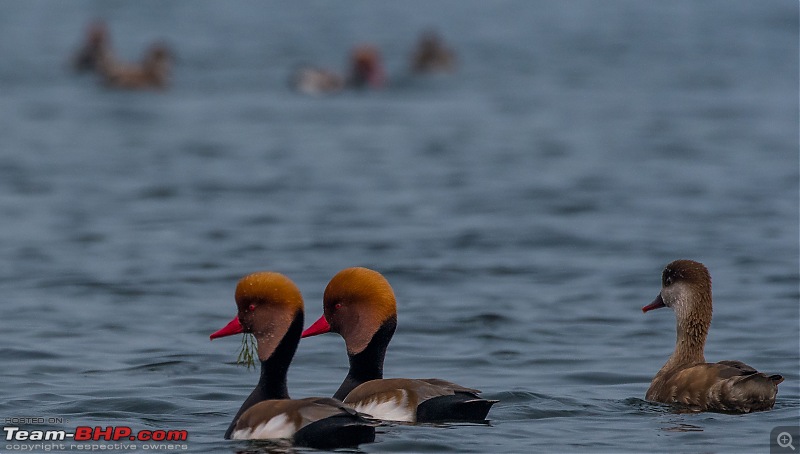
[1,1,798,453]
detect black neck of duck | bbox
[333,315,397,401]
[224,311,303,439]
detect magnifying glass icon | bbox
[778,432,795,450]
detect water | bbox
[0,1,798,452]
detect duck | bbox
[289,66,344,95]
[410,30,456,74]
[347,45,386,89]
[289,44,385,96]
[99,42,173,90]
[642,259,783,413]
[301,267,498,423]
[209,272,375,448]
[72,20,113,74]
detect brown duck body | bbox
[210,272,375,448]
[646,360,782,413]
[343,378,495,423]
[100,43,172,90]
[643,260,782,413]
[302,267,498,423]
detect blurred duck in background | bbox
[347,45,385,89]
[290,66,344,95]
[72,20,173,90]
[99,42,173,90]
[410,30,456,74]
[290,44,385,95]
[72,20,112,74]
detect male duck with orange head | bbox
[302,267,498,423]
[210,272,375,448]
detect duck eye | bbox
[334,303,342,310]
[248,304,255,312]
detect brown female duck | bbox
[99,43,173,90]
[642,259,783,413]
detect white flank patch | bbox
[231,413,296,440]
[353,390,415,422]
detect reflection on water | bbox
[663,423,704,433]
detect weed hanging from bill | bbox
[237,333,257,369]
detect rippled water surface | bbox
[1,1,798,453]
